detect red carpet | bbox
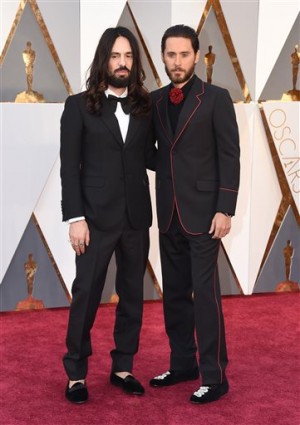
[1,293,299,425]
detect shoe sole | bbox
[110,378,145,395]
[67,398,88,404]
[150,374,199,387]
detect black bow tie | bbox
[107,94,130,114]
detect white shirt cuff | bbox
[67,216,85,224]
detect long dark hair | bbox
[161,25,200,54]
[85,26,151,116]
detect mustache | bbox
[114,66,130,73]
[172,68,184,72]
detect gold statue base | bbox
[281,90,300,101]
[15,90,45,103]
[275,280,299,293]
[16,295,45,311]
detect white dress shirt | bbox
[105,87,130,142]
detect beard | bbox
[107,67,131,88]
[165,64,195,85]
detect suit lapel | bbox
[156,85,173,144]
[173,78,205,145]
[124,114,141,147]
[101,98,124,147]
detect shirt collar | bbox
[105,87,128,98]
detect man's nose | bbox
[174,55,181,65]
[119,55,126,66]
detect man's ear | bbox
[195,50,200,65]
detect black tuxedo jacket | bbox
[60,92,155,231]
[152,76,240,234]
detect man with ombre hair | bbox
[150,25,240,404]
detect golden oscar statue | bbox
[275,240,299,292]
[281,44,300,101]
[15,41,45,103]
[16,254,45,310]
[204,45,216,84]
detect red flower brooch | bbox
[169,87,184,105]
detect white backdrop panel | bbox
[223,103,281,294]
[128,0,171,86]
[262,101,300,215]
[223,104,253,294]
[256,1,299,99]
[171,1,205,30]
[148,170,161,288]
[248,105,282,292]
[1,103,63,282]
[0,1,19,54]
[221,0,259,100]
[1,1,298,298]
[80,0,127,89]
[38,0,81,94]
[34,157,76,292]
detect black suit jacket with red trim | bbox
[152,76,240,234]
[60,92,155,231]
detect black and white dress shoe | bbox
[190,379,229,404]
[149,367,199,387]
[110,373,145,395]
[65,381,88,404]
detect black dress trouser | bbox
[159,211,228,385]
[63,220,149,380]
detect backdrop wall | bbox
[1,0,299,311]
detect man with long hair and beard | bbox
[149,25,240,404]
[60,27,156,404]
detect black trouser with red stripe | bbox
[159,212,228,385]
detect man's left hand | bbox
[209,212,231,239]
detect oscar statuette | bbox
[281,44,300,101]
[15,41,46,103]
[204,45,216,85]
[275,241,299,292]
[16,254,45,310]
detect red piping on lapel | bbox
[161,202,176,234]
[168,81,205,235]
[219,187,238,192]
[170,154,204,235]
[172,80,205,146]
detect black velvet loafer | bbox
[65,381,88,404]
[190,379,229,404]
[110,373,145,395]
[149,367,199,387]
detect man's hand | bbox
[209,212,231,239]
[69,220,90,255]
